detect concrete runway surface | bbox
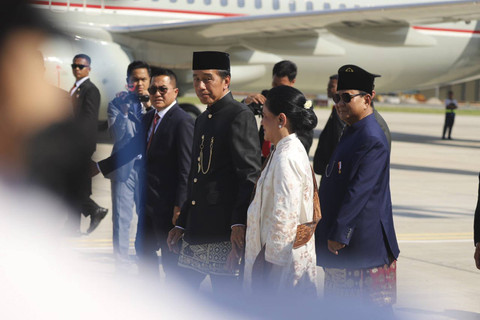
[80,108,480,320]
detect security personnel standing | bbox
[168,51,261,292]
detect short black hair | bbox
[126,60,151,79]
[329,74,338,80]
[216,69,231,80]
[73,54,91,65]
[272,60,297,81]
[151,67,178,87]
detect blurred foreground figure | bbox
[315,65,399,310]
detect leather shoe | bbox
[87,207,108,234]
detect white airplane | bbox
[32,0,480,119]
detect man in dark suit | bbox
[167,51,261,292]
[70,53,108,234]
[93,68,194,279]
[315,65,399,308]
[474,173,480,269]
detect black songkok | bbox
[192,51,230,72]
[337,64,380,95]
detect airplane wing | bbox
[106,0,480,51]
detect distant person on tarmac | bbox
[442,90,458,140]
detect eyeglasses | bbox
[71,64,89,70]
[333,93,366,104]
[148,86,170,95]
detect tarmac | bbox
[81,108,480,319]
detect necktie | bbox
[147,113,160,150]
[70,83,76,96]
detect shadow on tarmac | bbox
[391,132,480,149]
[393,205,473,219]
[390,163,477,177]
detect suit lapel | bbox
[149,104,178,152]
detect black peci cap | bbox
[192,51,230,72]
[337,64,380,95]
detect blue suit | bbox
[106,96,144,262]
[315,113,399,269]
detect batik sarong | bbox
[324,261,397,306]
[178,239,239,276]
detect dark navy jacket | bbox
[315,113,399,269]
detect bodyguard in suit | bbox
[315,65,400,307]
[70,54,108,234]
[94,68,194,278]
[167,51,261,292]
[106,61,151,265]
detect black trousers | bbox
[135,212,179,281]
[442,113,455,138]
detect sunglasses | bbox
[71,64,89,70]
[333,93,366,104]
[148,86,170,95]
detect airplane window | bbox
[306,1,313,11]
[170,0,177,2]
[289,0,296,12]
[273,0,280,10]
[255,0,262,9]
[221,0,228,6]
[187,0,194,3]
[324,3,330,9]
[237,0,245,7]
[339,4,346,9]
[204,0,211,4]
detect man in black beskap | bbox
[167,51,261,293]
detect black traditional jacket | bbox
[177,92,261,244]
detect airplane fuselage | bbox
[33,0,480,119]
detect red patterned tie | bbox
[147,113,160,150]
[70,83,76,96]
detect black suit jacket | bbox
[177,92,261,244]
[71,78,100,196]
[99,104,194,233]
[71,78,101,156]
[474,173,480,245]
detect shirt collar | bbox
[75,76,89,87]
[155,100,176,118]
[207,91,231,114]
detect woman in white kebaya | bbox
[244,85,318,295]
